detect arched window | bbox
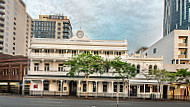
[137,64,140,73]
[154,65,157,70]
[132,64,135,67]
[149,65,152,71]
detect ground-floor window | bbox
[145,84,150,92]
[140,85,144,92]
[114,82,117,92]
[44,81,49,91]
[83,83,87,92]
[58,81,62,91]
[93,82,96,92]
[120,82,123,92]
[103,82,107,92]
[152,85,157,92]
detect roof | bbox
[0,54,28,62]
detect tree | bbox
[112,57,137,97]
[176,68,190,96]
[145,69,169,99]
[65,52,104,98]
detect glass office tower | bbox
[164,0,190,36]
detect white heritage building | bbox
[23,30,169,99]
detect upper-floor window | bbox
[137,64,140,73]
[116,52,121,56]
[44,63,50,71]
[34,49,40,54]
[154,65,157,70]
[34,63,39,71]
[105,51,109,56]
[72,50,76,55]
[44,49,50,54]
[94,51,99,55]
[149,65,152,72]
[58,23,61,26]
[58,64,64,72]
[153,48,157,54]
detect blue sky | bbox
[23,0,164,53]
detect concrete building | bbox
[23,30,169,99]
[0,0,32,56]
[143,30,190,65]
[0,54,28,94]
[164,0,190,36]
[33,15,72,39]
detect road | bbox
[0,96,190,107]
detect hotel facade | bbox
[23,30,169,99]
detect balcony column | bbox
[128,81,130,99]
[78,50,80,54]
[60,80,63,97]
[78,80,81,98]
[30,59,34,72]
[41,79,44,96]
[96,81,98,98]
[113,51,115,58]
[101,50,104,58]
[53,59,56,72]
[42,49,44,56]
[41,59,44,72]
[167,85,170,99]
[66,50,68,58]
[178,59,180,64]
[54,49,56,56]
[112,81,114,98]
[144,84,145,99]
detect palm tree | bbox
[66,52,104,98]
[176,68,190,97]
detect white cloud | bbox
[23,0,164,53]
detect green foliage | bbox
[112,57,137,81]
[176,68,190,84]
[145,69,169,84]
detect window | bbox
[114,82,117,92]
[6,16,9,20]
[58,23,61,26]
[13,37,15,40]
[93,82,96,92]
[44,49,50,54]
[6,10,9,15]
[5,38,8,42]
[154,65,157,70]
[137,65,140,73]
[58,64,64,72]
[59,50,64,54]
[34,63,39,71]
[152,85,159,92]
[43,81,49,91]
[7,5,10,9]
[5,43,8,47]
[140,85,144,92]
[72,50,76,55]
[5,49,8,52]
[13,32,16,35]
[83,83,87,92]
[5,32,8,36]
[153,48,157,54]
[116,52,121,56]
[145,84,150,92]
[64,87,67,91]
[94,51,99,55]
[34,49,39,54]
[58,28,61,31]
[6,27,9,31]
[57,32,61,35]
[58,81,62,91]
[149,65,152,72]
[6,21,9,25]
[105,51,109,56]
[119,82,123,92]
[44,63,50,71]
[103,82,107,92]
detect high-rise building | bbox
[0,0,32,56]
[164,0,190,36]
[33,15,72,39]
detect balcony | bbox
[0,14,4,20]
[178,55,186,58]
[0,9,5,15]
[0,37,3,41]
[0,0,5,4]
[178,43,187,47]
[0,3,5,9]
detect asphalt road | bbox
[0,96,190,107]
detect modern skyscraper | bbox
[33,15,72,39]
[164,0,190,36]
[0,0,32,56]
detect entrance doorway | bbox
[69,81,77,96]
[163,85,168,99]
[130,86,137,96]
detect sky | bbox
[23,0,164,53]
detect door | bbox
[130,86,137,96]
[163,85,168,99]
[69,81,77,96]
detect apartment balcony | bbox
[0,37,3,41]
[179,43,187,47]
[63,26,69,29]
[0,0,5,4]
[0,9,5,15]
[178,55,186,58]
[63,30,69,33]
[0,20,4,25]
[0,3,5,9]
[0,14,4,20]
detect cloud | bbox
[23,0,164,53]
